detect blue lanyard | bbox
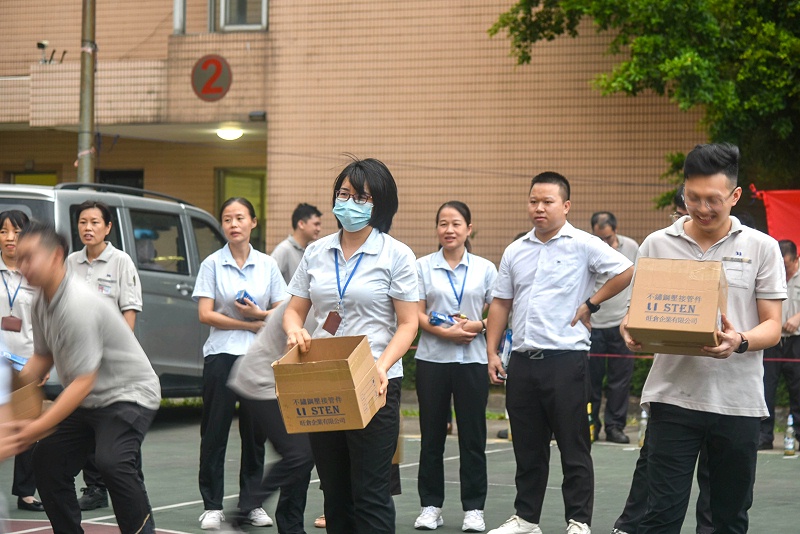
[1,271,22,313]
[445,253,469,312]
[334,249,365,309]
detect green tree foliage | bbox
[489,0,800,189]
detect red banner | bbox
[751,186,800,247]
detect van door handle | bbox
[176,283,193,296]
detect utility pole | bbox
[76,0,96,183]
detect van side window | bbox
[130,210,189,275]
[192,218,226,263]
[69,204,123,253]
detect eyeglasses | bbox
[683,188,736,212]
[335,189,373,205]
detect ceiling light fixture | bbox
[216,127,244,141]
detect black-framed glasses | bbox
[335,189,373,205]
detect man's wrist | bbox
[585,297,601,314]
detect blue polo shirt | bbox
[193,244,287,357]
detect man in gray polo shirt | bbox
[271,203,322,284]
[621,143,786,533]
[10,222,161,534]
[588,211,638,444]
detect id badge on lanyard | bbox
[1,271,22,332]
[323,250,364,335]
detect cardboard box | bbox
[11,371,44,420]
[627,258,728,356]
[273,336,382,433]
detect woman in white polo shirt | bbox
[66,200,143,511]
[284,158,419,534]
[413,201,497,532]
[0,210,44,512]
[192,197,287,530]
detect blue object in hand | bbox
[235,289,257,307]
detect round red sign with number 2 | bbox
[191,54,232,102]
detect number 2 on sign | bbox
[201,58,223,95]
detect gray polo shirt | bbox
[271,235,305,284]
[783,271,800,337]
[639,216,786,417]
[67,243,142,313]
[591,234,639,329]
[228,299,316,401]
[32,272,161,410]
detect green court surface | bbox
[1,406,794,533]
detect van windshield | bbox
[0,198,54,224]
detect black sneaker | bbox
[78,486,108,511]
[606,428,631,444]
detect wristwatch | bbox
[480,320,487,335]
[734,333,749,353]
[585,298,601,314]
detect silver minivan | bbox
[0,183,227,398]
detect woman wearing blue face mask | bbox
[284,158,419,534]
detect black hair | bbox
[779,239,798,260]
[291,203,322,230]
[514,231,529,241]
[75,200,113,226]
[0,210,30,232]
[530,171,570,201]
[332,158,398,233]
[590,211,617,231]
[683,143,740,186]
[219,197,257,220]
[673,184,686,210]
[19,220,70,263]
[436,201,473,252]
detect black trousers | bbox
[614,427,713,534]
[199,353,265,511]
[505,351,593,525]
[416,360,488,511]
[33,402,157,534]
[760,336,800,442]
[310,378,401,534]
[588,327,635,432]
[238,398,314,534]
[81,456,105,489]
[12,447,36,497]
[639,402,759,534]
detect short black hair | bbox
[333,158,398,233]
[779,239,797,260]
[0,210,30,231]
[683,143,740,186]
[291,203,322,230]
[590,211,617,231]
[673,184,686,210]
[220,197,257,220]
[530,171,570,201]
[19,220,70,263]
[75,200,113,226]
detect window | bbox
[130,209,189,275]
[69,204,123,252]
[192,218,226,264]
[11,173,58,186]
[219,0,267,31]
[217,169,266,250]
[97,169,144,190]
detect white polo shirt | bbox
[0,258,36,358]
[415,249,497,365]
[193,244,287,357]
[287,229,419,380]
[639,216,787,417]
[782,271,800,337]
[592,234,639,329]
[67,243,142,313]
[493,222,633,352]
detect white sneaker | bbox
[414,506,444,530]
[199,510,225,530]
[463,509,486,532]
[246,507,274,527]
[487,515,542,534]
[566,519,591,534]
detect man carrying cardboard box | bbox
[621,143,786,533]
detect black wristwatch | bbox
[585,298,601,314]
[734,333,749,353]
